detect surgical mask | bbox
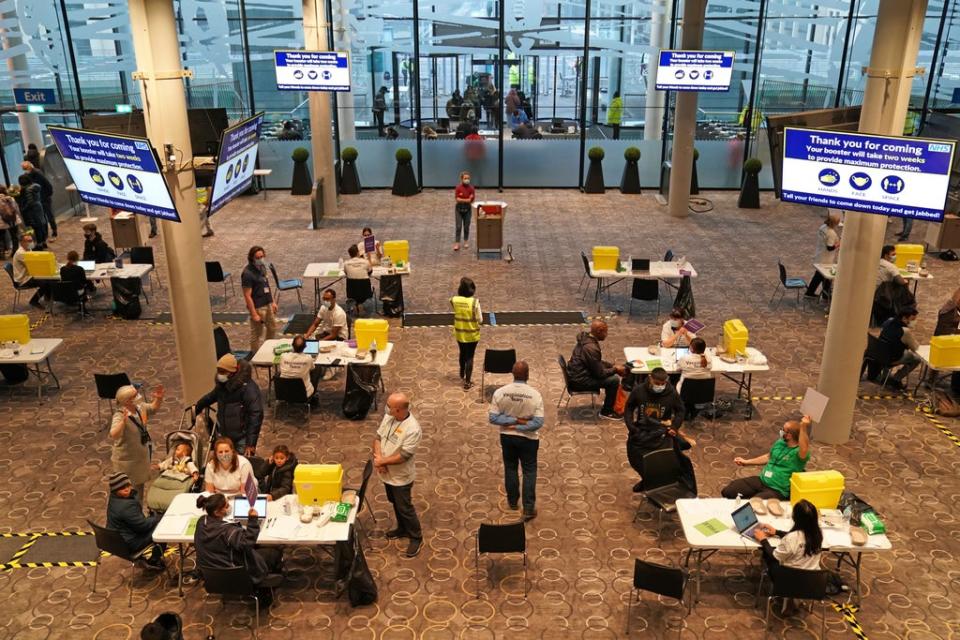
[216,373,229,383]
[28,242,36,250]
[217,452,233,465]
[323,300,332,310]
[463,179,470,185]
[134,394,144,405]
[889,255,896,263]
[671,320,682,328]
[652,384,666,393]
[908,319,918,328]
[255,258,266,268]
[780,429,790,442]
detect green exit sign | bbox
[115,104,133,113]
[26,105,44,113]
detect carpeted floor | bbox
[1,187,957,639]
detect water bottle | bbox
[370,339,378,362]
[736,493,742,507]
[338,257,344,271]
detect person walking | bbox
[21,162,56,241]
[242,245,277,354]
[453,171,475,251]
[374,392,423,558]
[373,86,388,137]
[488,361,545,521]
[451,277,482,390]
[607,91,623,140]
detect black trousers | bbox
[373,110,385,136]
[571,374,621,412]
[720,475,786,500]
[385,482,422,541]
[611,124,620,140]
[458,340,478,382]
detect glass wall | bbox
[0,0,956,189]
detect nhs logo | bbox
[928,143,951,153]
[134,141,149,150]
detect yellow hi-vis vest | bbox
[450,295,480,343]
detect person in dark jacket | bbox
[22,161,55,239]
[194,493,283,606]
[263,445,298,500]
[23,143,42,168]
[624,368,696,493]
[566,320,625,419]
[194,353,264,456]
[105,472,164,568]
[60,250,94,295]
[82,223,116,263]
[16,174,47,249]
[373,86,388,137]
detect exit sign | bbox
[13,88,56,105]
[27,105,45,113]
[115,104,133,113]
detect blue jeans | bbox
[500,434,539,511]
[455,204,471,242]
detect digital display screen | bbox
[208,113,263,215]
[233,496,267,519]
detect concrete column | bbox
[333,0,356,142]
[0,19,44,152]
[644,0,670,141]
[128,0,217,404]
[816,0,928,444]
[303,0,339,220]
[667,0,706,218]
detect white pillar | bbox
[303,0,339,219]
[333,0,356,142]
[0,20,43,152]
[644,0,671,141]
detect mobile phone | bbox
[331,358,341,366]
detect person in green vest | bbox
[607,91,623,140]
[451,277,482,390]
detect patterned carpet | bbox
[1,188,958,639]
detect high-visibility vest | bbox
[450,295,480,343]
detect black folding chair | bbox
[626,558,690,635]
[628,279,660,320]
[770,260,808,311]
[273,375,312,423]
[205,261,235,302]
[88,519,165,607]
[269,263,304,311]
[347,362,384,409]
[475,522,527,598]
[94,372,133,429]
[344,459,379,549]
[578,251,599,299]
[49,280,88,318]
[635,449,697,530]
[213,326,252,361]
[130,246,160,294]
[757,565,829,638]
[556,354,598,423]
[860,333,900,387]
[480,348,517,401]
[200,565,266,639]
[4,262,28,311]
[680,377,716,425]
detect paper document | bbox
[183,516,199,536]
[800,387,829,423]
[645,359,662,370]
[326,270,341,277]
[264,516,301,540]
[694,518,727,537]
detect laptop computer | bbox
[303,340,320,355]
[232,495,268,519]
[674,346,690,360]
[78,261,96,272]
[731,502,762,541]
[632,258,650,273]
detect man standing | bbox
[721,416,811,500]
[566,319,626,419]
[373,86,388,137]
[194,353,264,456]
[488,361,544,521]
[22,161,56,241]
[606,91,623,140]
[242,245,277,354]
[374,392,423,558]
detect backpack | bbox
[347,543,378,606]
[111,277,142,320]
[0,196,17,225]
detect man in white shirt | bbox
[374,392,423,557]
[11,232,49,309]
[877,244,907,287]
[661,308,697,348]
[305,288,347,340]
[278,335,320,399]
[343,245,372,280]
[488,361,545,520]
[344,245,375,315]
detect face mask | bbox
[889,255,896,263]
[28,242,36,250]
[671,320,682,328]
[216,373,229,383]
[217,452,233,465]
[254,258,266,268]
[780,429,790,442]
[134,394,143,405]
[463,179,470,185]
[908,319,918,328]
[323,300,332,310]
[652,384,666,393]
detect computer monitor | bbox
[632,258,650,272]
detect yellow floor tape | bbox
[751,394,903,402]
[833,603,868,639]
[1,531,95,571]
[920,407,960,448]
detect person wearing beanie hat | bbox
[194,351,264,456]
[106,471,164,568]
[110,383,164,500]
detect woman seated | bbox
[194,493,283,606]
[204,437,257,496]
[754,499,824,614]
[677,337,713,418]
[661,308,697,348]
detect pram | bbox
[145,408,210,513]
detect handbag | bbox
[612,385,628,415]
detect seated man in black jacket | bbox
[623,368,696,493]
[105,472,164,568]
[566,320,625,419]
[194,353,264,457]
[82,223,116,263]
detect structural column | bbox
[667,0,706,218]
[644,0,670,141]
[816,0,928,444]
[128,0,217,404]
[332,0,356,142]
[0,18,43,152]
[303,0,339,220]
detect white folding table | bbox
[814,262,931,297]
[302,262,411,311]
[0,338,63,399]
[588,259,697,310]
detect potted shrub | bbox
[620,147,642,194]
[391,147,418,196]
[738,157,762,208]
[690,147,700,195]
[340,147,361,194]
[584,146,605,193]
[290,147,312,195]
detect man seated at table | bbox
[11,232,51,309]
[877,306,921,390]
[60,250,94,295]
[721,415,811,500]
[566,319,626,420]
[661,308,696,348]
[279,334,321,402]
[105,472,164,569]
[876,244,907,288]
[305,288,347,341]
[82,223,116,263]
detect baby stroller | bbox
[146,408,208,513]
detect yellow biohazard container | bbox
[789,470,845,509]
[894,243,924,270]
[929,334,960,368]
[722,319,749,356]
[22,251,57,277]
[0,314,31,345]
[383,240,409,264]
[294,464,344,506]
[592,246,620,271]
[354,318,389,351]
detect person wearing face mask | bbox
[81,223,116,263]
[11,232,51,309]
[194,354,264,456]
[105,472,165,569]
[877,306,922,390]
[721,415,811,500]
[242,245,278,354]
[661,308,696,348]
[110,384,165,501]
[203,437,258,495]
[305,288,347,342]
[453,170,475,251]
[624,368,695,492]
[876,244,907,288]
[356,226,383,266]
[566,319,627,419]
